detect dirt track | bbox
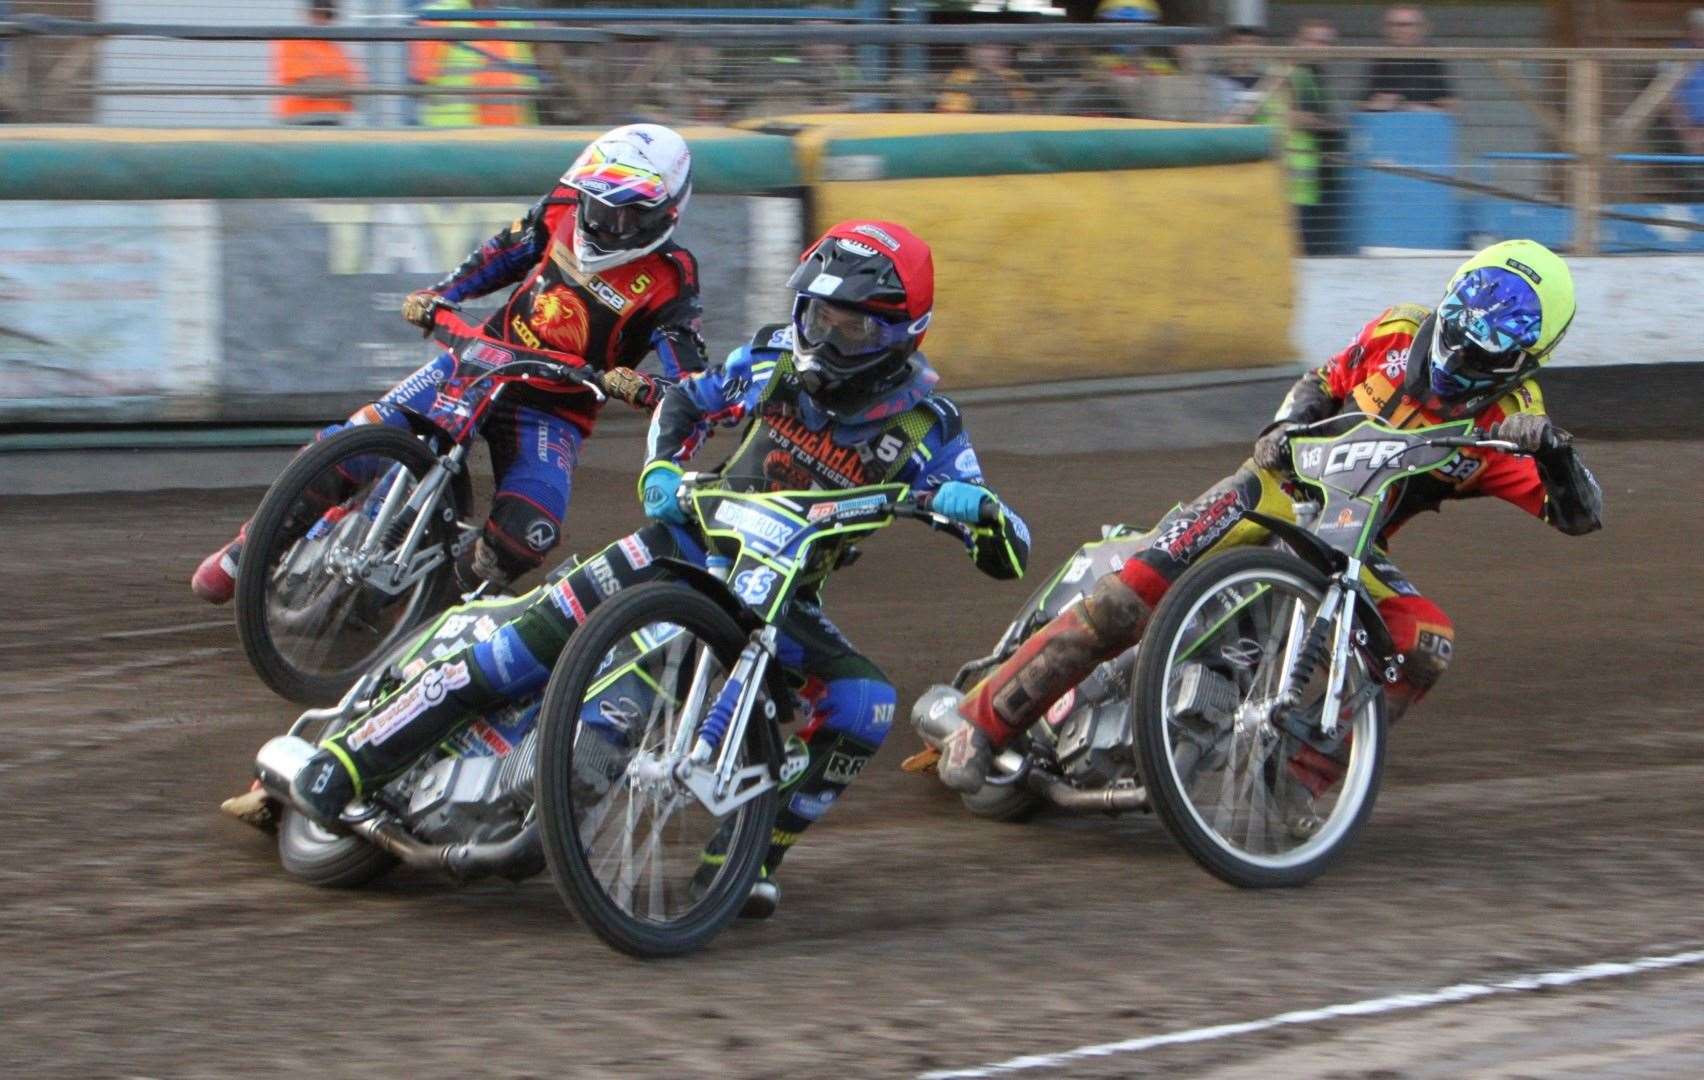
[4,437,1703,1078]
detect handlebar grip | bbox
[977,497,1003,526]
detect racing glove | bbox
[1490,413,1572,456]
[601,367,665,411]
[1253,423,1296,473]
[932,481,994,525]
[639,462,688,525]
[401,289,445,335]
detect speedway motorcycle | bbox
[531,476,998,958]
[232,475,990,959]
[234,305,605,705]
[910,414,1523,888]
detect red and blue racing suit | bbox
[337,182,706,579]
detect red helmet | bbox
[785,220,934,416]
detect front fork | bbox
[1272,556,1362,740]
[664,557,779,816]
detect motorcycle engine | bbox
[1039,653,1138,788]
[394,702,540,847]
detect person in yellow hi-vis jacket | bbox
[410,0,537,127]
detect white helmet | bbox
[562,123,692,274]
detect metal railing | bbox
[4,17,1704,254]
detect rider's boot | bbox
[287,748,358,828]
[692,830,783,920]
[453,537,516,596]
[191,527,246,605]
[938,575,1152,793]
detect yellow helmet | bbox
[1428,239,1575,404]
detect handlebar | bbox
[673,473,1003,529]
[429,303,607,403]
[1425,436,1523,453]
[900,490,1004,527]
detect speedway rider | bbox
[935,239,1603,798]
[283,220,1031,917]
[192,123,706,602]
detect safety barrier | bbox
[767,113,1291,387]
[0,114,1286,423]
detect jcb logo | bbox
[1324,440,1408,476]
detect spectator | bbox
[1291,19,1347,253]
[410,0,538,127]
[936,43,1033,114]
[1052,0,1177,119]
[1664,9,1704,158]
[271,0,365,126]
[1362,5,1456,112]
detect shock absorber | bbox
[694,676,745,761]
[1278,615,1334,711]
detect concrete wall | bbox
[1293,254,1704,368]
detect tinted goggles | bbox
[796,298,912,366]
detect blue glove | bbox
[640,462,687,525]
[932,481,994,526]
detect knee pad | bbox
[1081,574,1153,645]
[814,677,898,749]
[482,493,562,578]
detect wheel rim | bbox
[568,619,763,925]
[262,453,447,682]
[1156,566,1379,870]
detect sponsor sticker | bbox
[734,566,779,606]
[779,735,811,786]
[587,555,620,598]
[837,238,878,257]
[1062,554,1093,584]
[551,580,588,624]
[787,789,837,821]
[711,501,796,551]
[824,751,867,785]
[850,223,900,251]
[618,534,653,571]
[347,661,470,749]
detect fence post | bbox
[1568,54,1603,256]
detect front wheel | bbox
[1133,547,1386,888]
[535,582,781,958]
[236,424,468,705]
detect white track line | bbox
[920,947,1704,1080]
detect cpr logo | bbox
[1324,440,1408,475]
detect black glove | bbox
[401,290,445,336]
[1490,413,1571,456]
[1253,424,1295,473]
[600,367,664,410]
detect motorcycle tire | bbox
[1132,547,1386,889]
[236,424,468,705]
[276,808,398,889]
[536,582,781,958]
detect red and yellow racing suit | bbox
[1115,303,1603,717]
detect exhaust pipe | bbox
[255,735,542,882]
[911,685,965,747]
[1029,775,1148,814]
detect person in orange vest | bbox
[409,0,538,127]
[272,0,365,126]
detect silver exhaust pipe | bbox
[1030,776,1148,813]
[255,734,541,881]
[911,685,965,747]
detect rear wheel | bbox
[536,582,781,958]
[237,424,468,705]
[1133,547,1386,888]
[276,808,397,888]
